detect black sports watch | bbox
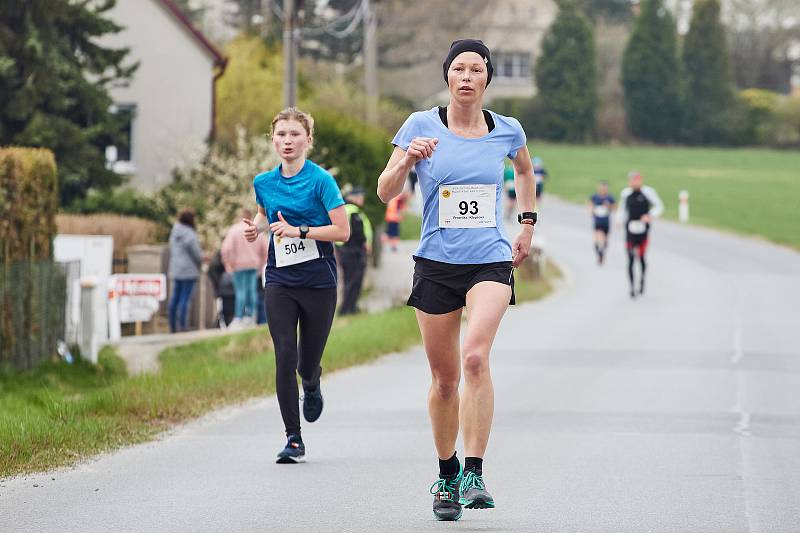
[518,211,538,225]
[299,224,310,239]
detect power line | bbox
[271,0,365,38]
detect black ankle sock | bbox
[438,452,459,477]
[465,456,483,475]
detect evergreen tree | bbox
[534,0,598,142]
[621,0,681,142]
[682,0,734,144]
[0,0,135,207]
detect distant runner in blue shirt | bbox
[244,107,350,464]
[378,39,537,521]
[587,180,616,265]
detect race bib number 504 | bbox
[439,184,497,228]
[274,236,320,267]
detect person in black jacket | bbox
[336,186,373,315]
[207,250,235,327]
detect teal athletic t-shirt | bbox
[254,159,345,288]
[392,107,526,264]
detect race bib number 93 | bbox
[439,184,497,228]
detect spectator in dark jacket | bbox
[208,250,235,328]
[168,208,203,332]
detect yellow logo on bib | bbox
[441,189,451,199]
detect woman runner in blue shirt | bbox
[244,108,350,464]
[377,39,537,521]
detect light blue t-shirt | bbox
[254,159,345,288]
[392,107,526,264]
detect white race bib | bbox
[627,220,647,235]
[274,236,320,267]
[439,184,497,229]
[593,205,609,217]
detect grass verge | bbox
[514,259,562,304]
[0,307,419,478]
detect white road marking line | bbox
[731,327,743,365]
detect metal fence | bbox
[0,260,70,370]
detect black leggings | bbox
[264,285,337,437]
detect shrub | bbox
[302,69,411,135]
[0,147,58,262]
[304,108,393,225]
[772,96,800,147]
[736,89,780,145]
[215,35,284,149]
[489,97,546,141]
[66,187,164,223]
[0,147,62,370]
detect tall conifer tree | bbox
[534,0,598,142]
[0,0,135,207]
[682,0,734,144]
[621,0,681,142]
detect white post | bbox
[679,190,690,223]
[107,276,121,342]
[79,278,104,364]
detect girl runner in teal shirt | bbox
[244,108,349,464]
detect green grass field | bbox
[530,143,800,248]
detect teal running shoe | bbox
[459,470,495,509]
[430,467,463,521]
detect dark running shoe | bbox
[430,467,463,521]
[302,385,324,423]
[276,435,305,464]
[459,470,495,509]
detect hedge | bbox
[0,147,58,262]
[0,147,62,370]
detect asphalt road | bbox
[3,198,799,532]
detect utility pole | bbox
[260,0,272,39]
[283,0,299,107]
[363,0,378,125]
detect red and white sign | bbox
[112,274,167,300]
[108,274,167,326]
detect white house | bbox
[102,0,227,190]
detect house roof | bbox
[156,0,227,67]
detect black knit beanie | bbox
[442,39,493,86]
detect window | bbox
[106,103,136,173]
[494,52,531,80]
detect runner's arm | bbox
[270,205,350,243]
[512,146,536,214]
[510,146,535,267]
[644,187,664,218]
[243,206,268,242]
[616,188,631,226]
[378,138,437,203]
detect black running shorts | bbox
[594,219,610,234]
[407,257,515,315]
